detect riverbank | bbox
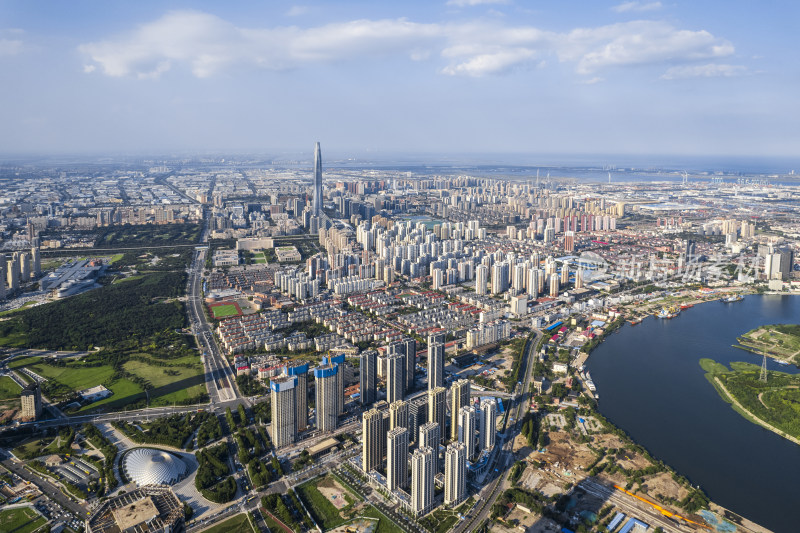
[585,294,800,533]
[700,358,800,446]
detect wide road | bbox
[187,211,241,404]
[454,329,541,533]
[1,458,87,517]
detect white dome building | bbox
[122,448,187,487]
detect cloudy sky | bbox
[1,1,798,158]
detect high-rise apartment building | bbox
[285,361,308,431]
[418,422,440,473]
[427,334,445,390]
[475,264,488,295]
[360,350,377,406]
[362,407,387,473]
[20,382,41,421]
[314,364,339,432]
[428,386,447,445]
[450,379,470,441]
[387,354,405,404]
[411,447,434,516]
[404,338,417,392]
[387,427,409,491]
[458,405,477,460]
[444,442,467,507]
[479,398,497,452]
[389,400,408,432]
[270,376,297,448]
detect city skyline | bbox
[1,1,798,157]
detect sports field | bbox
[209,301,242,319]
[0,507,47,533]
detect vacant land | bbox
[0,507,47,533]
[702,358,800,441]
[201,513,256,533]
[736,324,800,365]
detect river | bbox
[586,294,800,533]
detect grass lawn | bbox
[262,511,297,533]
[76,378,144,413]
[201,513,256,533]
[359,506,406,533]
[8,357,41,370]
[0,507,47,533]
[419,509,459,533]
[123,359,205,405]
[26,360,115,391]
[296,476,353,530]
[210,304,240,319]
[0,376,22,400]
[12,437,54,460]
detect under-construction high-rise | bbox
[312,142,323,217]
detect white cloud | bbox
[78,10,737,81]
[441,48,536,76]
[661,63,748,80]
[567,21,734,74]
[580,77,604,84]
[612,1,662,13]
[286,6,309,17]
[446,0,510,6]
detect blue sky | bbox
[1,1,798,158]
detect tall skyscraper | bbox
[387,354,405,404]
[404,338,417,392]
[387,427,409,491]
[444,442,467,508]
[270,376,297,449]
[479,398,497,452]
[362,407,386,473]
[411,447,434,516]
[314,364,338,432]
[450,379,471,441]
[20,382,41,421]
[312,142,323,217]
[285,361,308,431]
[428,386,447,445]
[389,400,408,432]
[427,334,445,390]
[458,405,477,460]
[360,350,377,406]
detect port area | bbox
[621,287,749,324]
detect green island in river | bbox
[700,358,800,445]
[734,323,800,366]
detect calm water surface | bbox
[586,295,800,533]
